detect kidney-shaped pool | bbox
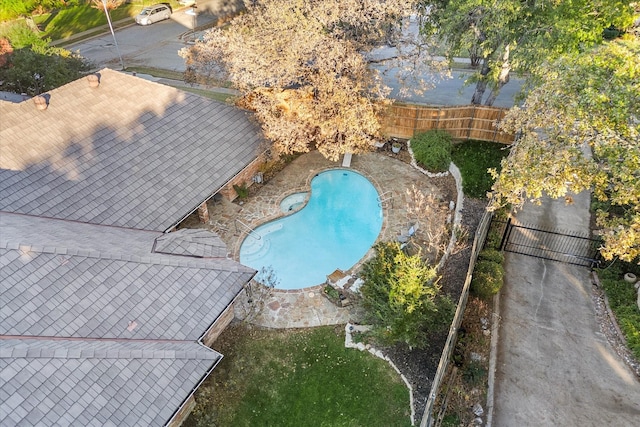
[239,169,383,290]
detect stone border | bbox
[233,166,392,292]
[345,323,416,426]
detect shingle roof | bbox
[154,229,228,258]
[0,339,221,427]
[0,68,263,231]
[0,212,254,426]
[0,71,261,426]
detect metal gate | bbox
[495,218,602,268]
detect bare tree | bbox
[181,0,415,161]
[405,185,449,263]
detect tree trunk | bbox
[484,45,511,106]
[471,57,490,104]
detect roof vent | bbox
[86,73,100,88]
[33,95,48,110]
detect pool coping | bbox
[230,166,390,291]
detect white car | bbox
[135,3,172,26]
[178,0,196,6]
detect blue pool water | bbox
[239,169,383,290]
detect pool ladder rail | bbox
[377,191,394,208]
[235,219,261,241]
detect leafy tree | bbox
[0,43,90,95]
[180,0,413,161]
[420,0,635,105]
[490,39,640,263]
[360,242,454,349]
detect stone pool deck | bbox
[204,150,457,328]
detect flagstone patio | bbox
[201,149,459,328]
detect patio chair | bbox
[398,222,419,244]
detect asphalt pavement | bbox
[68,14,523,107]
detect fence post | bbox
[499,217,512,251]
[467,105,476,140]
[492,109,503,143]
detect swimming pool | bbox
[239,169,383,290]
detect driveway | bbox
[492,193,640,426]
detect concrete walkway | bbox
[492,193,640,426]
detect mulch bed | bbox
[379,197,488,420]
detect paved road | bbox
[70,12,523,107]
[492,193,640,426]
[69,9,216,71]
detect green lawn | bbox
[451,140,510,199]
[186,324,412,427]
[597,264,640,360]
[1,1,182,43]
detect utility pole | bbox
[101,0,125,70]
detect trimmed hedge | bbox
[471,259,504,299]
[411,130,452,173]
[478,248,505,264]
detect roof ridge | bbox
[1,336,220,360]
[0,240,243,271]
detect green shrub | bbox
[471,260,504,299]
[411,130,452,173]
[233,183,249,199]
[492,205,511,222]
[462,360,487,386]
[360,241,454,349]
[1,22,46,48]
[478,248,504,264]
[484,228,503,250]
[441,413,461,427]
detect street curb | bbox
[591,271,627,344]
[486,286,502,427]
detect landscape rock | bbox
[472,403,484,417]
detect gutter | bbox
[164,151,268,233]
[163,274,256,427]
[163,345,224,427]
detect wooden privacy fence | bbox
[382,103,515,144]
[420,209,494,427]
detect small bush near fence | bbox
[471,259,504,299]
[470,214,508,299]
[411,130,452,173]
[478,248,505,264]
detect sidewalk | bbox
[491,193,640,426]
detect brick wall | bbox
[167,395,196,427]
[219,152,267,201]
[201,302,235,347]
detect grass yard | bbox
[596,263,640,360]
[185,324,412,427]
[451,140,510,199]
[32,3,141,41]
